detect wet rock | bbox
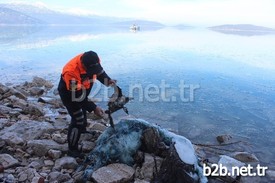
[0,154,19,168]
[0,121,55,145]
[29,87,44,96]
[231,152,259,163]
[92,163,135,183]
[48,149,62,160]
[48,171,71,183]
[216,134,232,144]
[54,157,78,170]
[27,139,68,156]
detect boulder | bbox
[32,76,53,88]
[92,163,135,183]
[0,121,55,145]
[27,139,68,156]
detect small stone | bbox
[216,134,232,144]
[48,171,71,183]
[29,87,44,96]
[54,157,78,170]
[90,123,106,132]
[44,160,54,166]
[5,174,15,183]
[81,141,96,152]
[92,163,135,183]
[48,149,62,159]
[32,176,45,183]
[28,161,43,169]
[0,154,19,168]
[52,133,67,144]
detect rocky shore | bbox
[0,77,275,183]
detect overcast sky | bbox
[2,0,275,27]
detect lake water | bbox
[1,25,275,171]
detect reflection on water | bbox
[1,25,275,170]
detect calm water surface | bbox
[1,25,275,170]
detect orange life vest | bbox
[62,53,97,91]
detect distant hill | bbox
[0,3,164,27]
[209,24,275,36]
[0,7,43,25]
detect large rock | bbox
[92,163,135,183]
[31,76,53,88]
[0,121,55,145]
[27,139,68,156]
[0,154,19,168]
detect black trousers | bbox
[58,82,87,151]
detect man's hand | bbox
[108,79,117,86]
[94,106,104,117]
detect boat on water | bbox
[130,24,140,31]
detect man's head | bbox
[81,51,103,76]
